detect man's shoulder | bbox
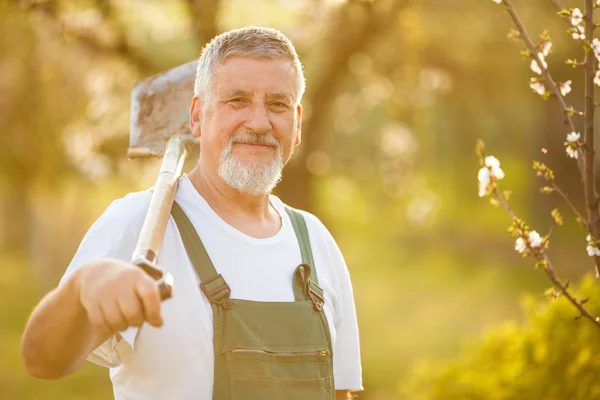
[99,189,153,231]
[271,196,334,242]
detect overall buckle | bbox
[307,279,325,311]
[199,274,232,309]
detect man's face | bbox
[189,56,302,195]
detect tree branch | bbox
[493,187,600,330]
[503,0,585,175]
[583,0,600,278]
[501,0,600,276]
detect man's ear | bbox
[189,96,202,138]
[294,103,302,146]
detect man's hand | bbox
[21,258,165,379]
[73,258,164,334]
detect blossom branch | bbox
[494,187,600,329]
[502,0,585,174]
[541,254,600,327]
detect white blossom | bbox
[571,8,583,26]
[594,70,600,87]
[572,25,585,40]
[541,41,552,57]
[586,234,600,256]
[566,132,581,159]
[587,245,600,256]
[477,156,505,197]
[592,38,600,60]
[528,231,543,248]
[515,231,543,254]
[566,146,578,159]
[566,132,580,143]
[559,80,572,96]
[478,167,491,197]
[485,156,505,180]
[530,54,547,75]
[529,81,546,96]
[492,0,502,3]
[515,237,527,253]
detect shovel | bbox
[127,60,198,301]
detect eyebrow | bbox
[266,92,293,103]
[224,89,293,103]
[226,89,252,97]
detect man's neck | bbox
[186,164,281,238]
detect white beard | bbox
[218,132,284,195]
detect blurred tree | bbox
[3,0,413,253]
[277,0,410,210]
[0,3,73,253]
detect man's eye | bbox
[230,98,245,104]
[271,102,289,109]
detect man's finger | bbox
[87,304,112,336]
[100,299,129,333]
[135,278,163,327]
[116,289,145,327]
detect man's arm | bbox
[21,268,110,379]
[21,259,163,379]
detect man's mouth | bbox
[234,141,274,148]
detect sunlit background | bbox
[3,0,600,399]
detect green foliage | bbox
[402,273,600,400]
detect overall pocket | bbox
[225,349,334,400]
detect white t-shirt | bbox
[61,175,363,399]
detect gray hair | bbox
[194,26,305,104]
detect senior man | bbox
[21,26,362,399]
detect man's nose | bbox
[245,101,272,134]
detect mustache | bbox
[231,132,280,148]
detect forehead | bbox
[212,56,297,98]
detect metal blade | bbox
[129,60,197,158]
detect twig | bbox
[495,186,516,219]
[551,181,589,229]
[542,254,600,328]
[494,187,600,330]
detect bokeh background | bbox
[3,0,600,399]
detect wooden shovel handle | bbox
[130,134,194,301]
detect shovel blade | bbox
[129,60,197,158]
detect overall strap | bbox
[284,206,318,284]
[171,202,232,309]
[285,206,325,310]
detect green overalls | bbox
[171,202,335,399]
